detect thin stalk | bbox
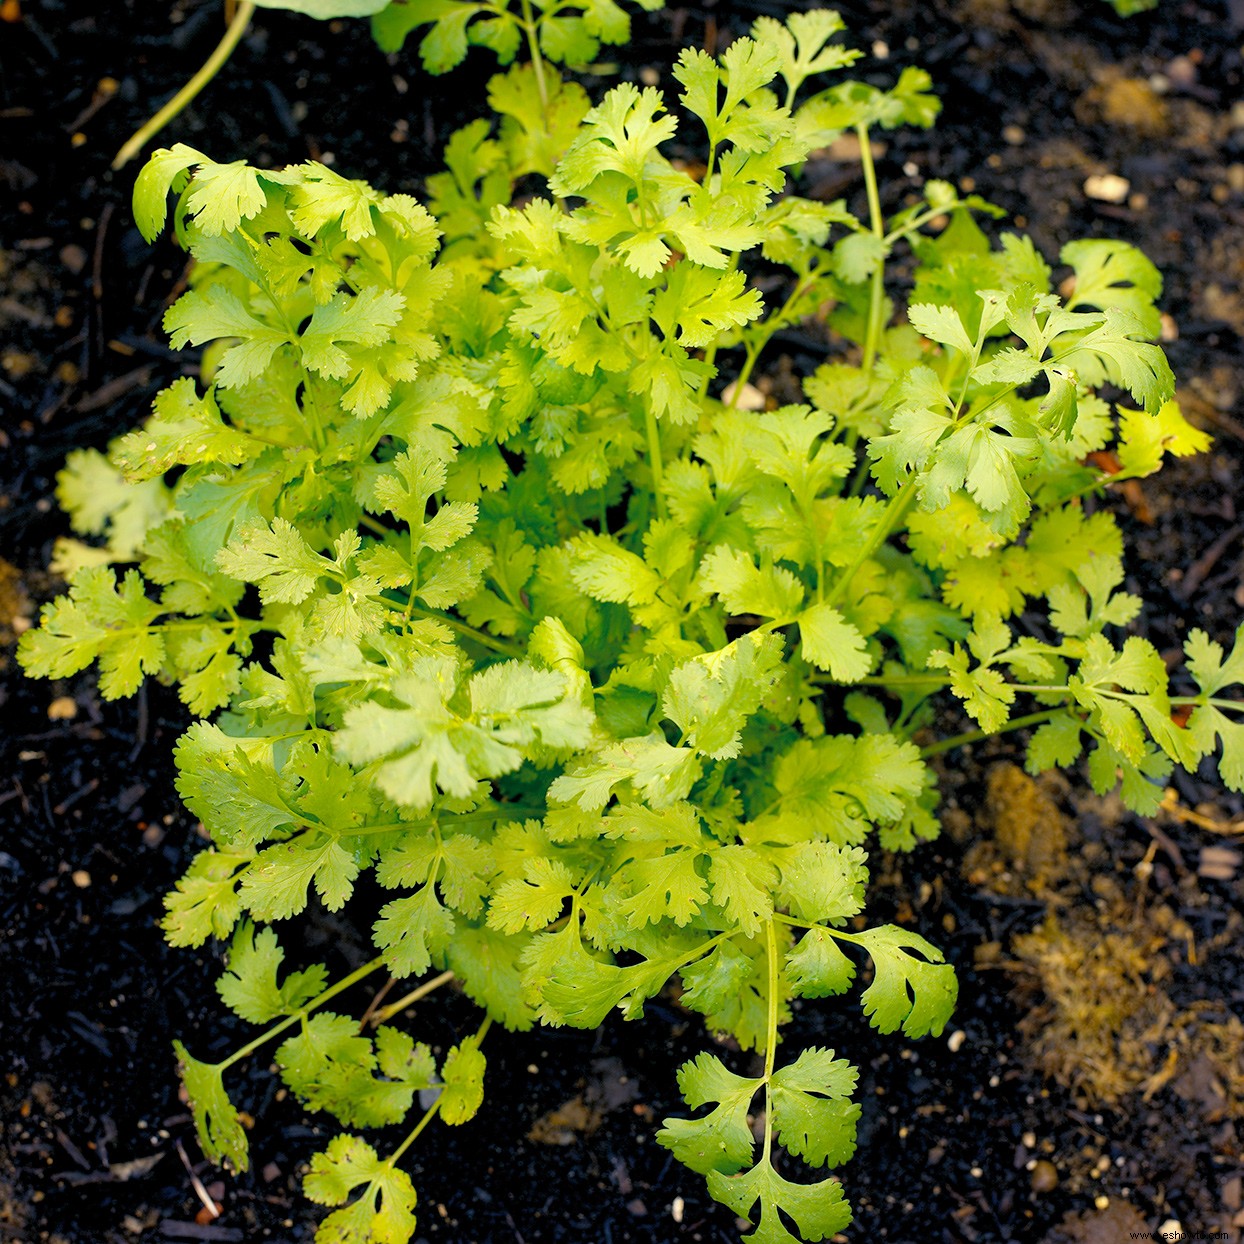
[726,345,760,409]
[518,0,549,114]
[856,124,886,371]
[369,970,455,1028]
[113,1,256,170]
[218,955,386,1073]
[920,709,1061,759]
[822,478,916,607]
[852,674,949,690]
[645,403,667,519]
[374,595,524,658]
[727,270,816,412]
[389,1016,493,1165]
[761,922,780,1163]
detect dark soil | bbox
[3,2,1244,1243]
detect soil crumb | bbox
[1044,1200,1152,1243]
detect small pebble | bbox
[71,869,91,889]
[1227,164,1244,193]
[1160,313,1179,341]
[947,1029,966,1053]
[1166,56,1196,89]
[1095,1195,1110,1210]
[2,350,36,378]
[1084,174,1130,204]
[59,244,88,274]
[47,696,78,721]
[720,380,765,411]
[671,1196,684,1224]
[1030,1160,1059,1193]
[1158,1220,1182,1239]
[1002,124,1025,145]
[1022,1131,1036,1148]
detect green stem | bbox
[822,478,917,607]
[645,403,667,519]
[518,0,549,114]
[727,346,760,409]
[857,124,886,372]
[218,955,386,1073]
[920,709,1061,758]
[389,1015,493,1166]
[112,1,256,170]
[761,921,780,1163]
[374,595,524,658]
[853,674,949,690]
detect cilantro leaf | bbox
[216,921,328,1024]
[663,633,784,759]
[798,603,872,681]
[656,1053,761,1176]
[337,656,592,810]
[18,567,164,700]
[174,1041,249,1171]
[438,1040,487,1125]
[708,1155,852,1244]
[853,925,957,1038]
[770,1046,861,1169]
[304,1134,417,1244]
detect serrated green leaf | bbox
[786,927,856,998]
[304,1134,417,1244]
[770,1046,860,1169]
[663,633,784,759]
[174,1041,249,1171]
[854,925,957,1038]
[439,1041,486,1124]
[656,1052,760,1176]
[217,921,328,1024]
[708,1154,852,1244]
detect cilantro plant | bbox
[23,10,1244,1243]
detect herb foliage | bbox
[21,9,1240,1242]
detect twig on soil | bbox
[129,683,149,763]
[356,974,398,1032]
[1158,787,1244,837]
[1144,818,1187,874]
[89,202,113,365]
[175,1138,221,1221]
[1180,524,1244,599]
[70,367,154,413]
[52,778,99,817]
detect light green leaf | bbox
[770,1046,860,1168]
[439,1041,486,1124]
[174,1041,249,1171]
[798,603,872,681]
[854,925,957,1038]
[656,1052,760,1176]
[304,1134,417,1244]
[216,921,328,1024]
